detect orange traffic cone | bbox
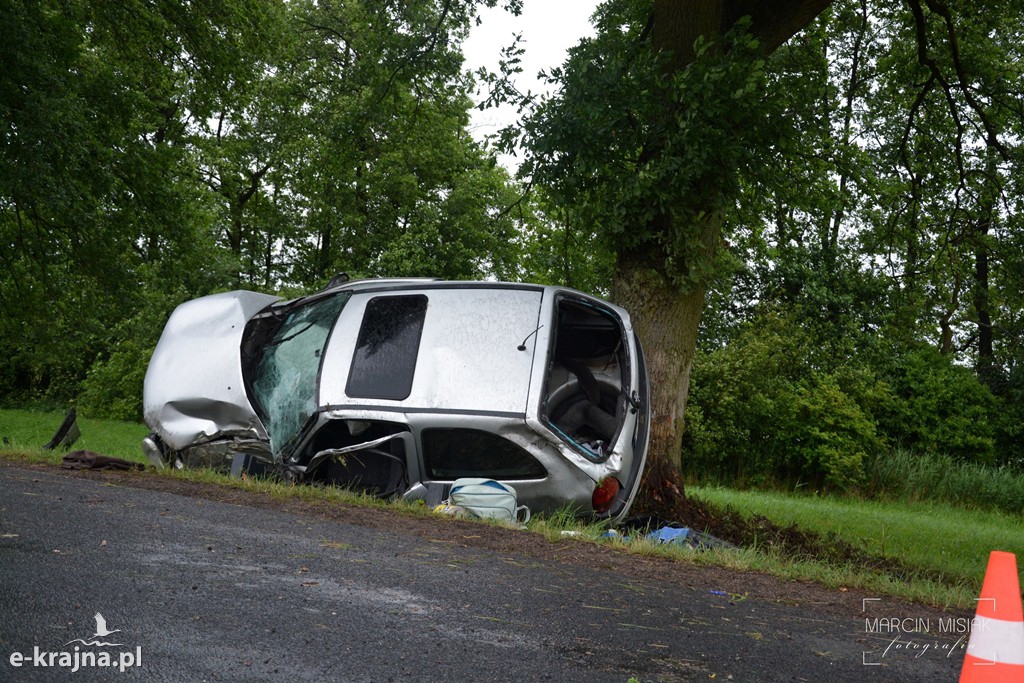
[959,550,1024,681]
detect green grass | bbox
[689,485,1024,588]
[0,408,149,462]
[164,463,410,512]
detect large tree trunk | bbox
[611,224,719,511]
[612,0,834,514]
[620,4,728,512]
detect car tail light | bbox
[591,477,620,514]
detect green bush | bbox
[684,311,884,488]
[683,311,812,485]
[874,346,999,464]
[77,290,182,422]
[787,375,884,489]
[77,335,153,422]
[993,359,1024,467]
[683,311,1004,491]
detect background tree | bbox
[0,0,528,417]
[512,0,832,511]
[685,0,1024,485]
[0,0,274,408]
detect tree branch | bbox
[922,0,1010,160]
[724,0,834,53]
[906,0,967,186]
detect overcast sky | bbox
[462,1,601,167]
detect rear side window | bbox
[422,429,547,480]
[346,295,428,400]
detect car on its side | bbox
[142,278,649,520]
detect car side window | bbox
[346,295,428,401]
[422,428,547,480]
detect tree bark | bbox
[653,0,724,70]
[724,0,834,54]
[973,140,998,385]
[611,215,721,511]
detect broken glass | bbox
[251,293,349,455]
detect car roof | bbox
[323,277,543,294]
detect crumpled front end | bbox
[143,291,280,453]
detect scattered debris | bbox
[43,408,80,451]
[646,526,737,551]
[553,521,736,553]
[433,504,467,518]
[61,450,144,472]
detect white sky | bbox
[462,1,601,167]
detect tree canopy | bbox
[1,0,530,415]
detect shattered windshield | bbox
[252,293,349,455]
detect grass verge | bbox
[689,486,1021,593]
[0,409,995,609]
[0,408,149,461]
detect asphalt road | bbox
[0,462,967,682]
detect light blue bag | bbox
[448,478,530,525]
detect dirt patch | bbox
[1,457,967,624]
[631,493,957,586]
[629,458,967,590]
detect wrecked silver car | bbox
[142,278,649,520]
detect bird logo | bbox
[64,613,123,647]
